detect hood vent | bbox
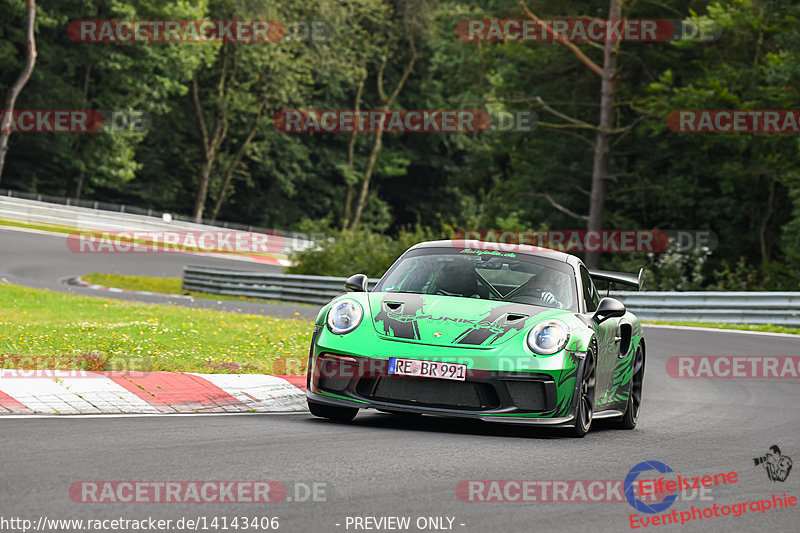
[384,301,403,312]
[493,313,529,326]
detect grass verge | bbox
[80,272,316,306]
[82,272,182,294]
[644,320,800,335]
[0,282,312,374]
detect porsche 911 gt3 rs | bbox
[306,240,646,437]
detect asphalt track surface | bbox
[0,227,319,319]
[1,327,799,532]
[1,227,799,532]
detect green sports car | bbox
[305,240,646,437]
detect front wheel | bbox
[610,345,644,430]
[566,349,595,438]
[308,400,358,422]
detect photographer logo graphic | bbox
[754,445,793,482]
[624,461,677,514]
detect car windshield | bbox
[374,248,577,311]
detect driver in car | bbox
[435,260,481,298]
[512,269,564,308]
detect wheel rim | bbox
[630,347,644,420]
[580,355,595,429]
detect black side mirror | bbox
[593,297,626,323]
[344,273,369,292]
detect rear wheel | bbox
[308,401,358,422]
[611,345,644,430]
[566,349,595,438]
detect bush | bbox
[288,227,441,278]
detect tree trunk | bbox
[759,178,776,268]
[74,169,85,200]
[348,38,417,230]
[192,46,229,223]
[193,159,214,222]
[348,125,385,231]
[342,75,365,229]
[0,0,37,184]
[585,0,620,268]
[210,100,267,222]
[72,64,91,200]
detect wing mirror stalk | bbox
[344,273,369,292]
[593,297,626,323]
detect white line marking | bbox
[643,323,800,338]
[0,225,69,238]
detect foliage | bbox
[1,0,799,289]
[288,226,442,278]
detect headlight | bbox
[326,299,363,335]
[527,319,570,355]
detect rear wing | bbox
[589,268,644,291]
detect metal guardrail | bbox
[0,194,318,256]
[0,187,312,236]
[182,266,379,305]
[182,266,800,325]
[610,291,800,326]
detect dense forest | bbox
[1,0,799,289]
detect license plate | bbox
[387,358,467,381]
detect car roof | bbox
[409,239,581,267]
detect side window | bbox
[580,265,599,313]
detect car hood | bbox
[368,292,563,347]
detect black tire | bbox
[566,348,596,438]
[610,344,644,430]
[307,400,358,422]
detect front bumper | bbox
[306,352,581,427]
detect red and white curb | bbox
[0,370,307,415]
